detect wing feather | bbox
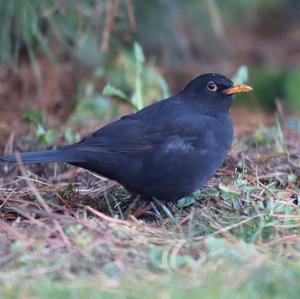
[67,96,214,155]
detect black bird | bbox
[1,73,252,202]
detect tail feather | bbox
[0,149,83,164]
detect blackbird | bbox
[1,73,252,202]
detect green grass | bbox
[1,244,300,299]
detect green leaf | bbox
[36,123,46,137]
[285,69,300,112]
[232,65,249,84]
[64,128,80,144]
[288,174,297,183]
[204,188,220,197]
[71,96,116,123]
[44,129,57,145]
[37,128,57,146]
[149,246,168,270]
[134,42,145,64]
[158,76,170,99]
[22,108,44,125]
[36,123,57,146]
[177,196,196,208]
[102,84,128,100]
[132,42,145,111]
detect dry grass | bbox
[1,123,300,298]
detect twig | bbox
[16,154,71,248]
[206,0,226,40]
[87,206,127,224]
[16,153,51,213]
[130,203,152,218]
[125,0,137,32]
[101,0,120,53]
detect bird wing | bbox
[69,113,155,154]
[68,98,214,155]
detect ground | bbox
[0,112,300,298]
[1,2,300,297]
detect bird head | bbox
[181,73,253,113]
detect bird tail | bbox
[0,149,82,164]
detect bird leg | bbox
[152,198,174,218]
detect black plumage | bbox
[1,73,253,202]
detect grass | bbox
[1,123,300,298]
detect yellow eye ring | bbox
[207,81,218,92]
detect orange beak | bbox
[223,84,253,95]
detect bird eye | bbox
[207,81,218,92]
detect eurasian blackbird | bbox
[1,73,253,202]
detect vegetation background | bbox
[1,0,300,298]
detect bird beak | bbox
[223,84,253,95]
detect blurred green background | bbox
[0,0,300,141]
